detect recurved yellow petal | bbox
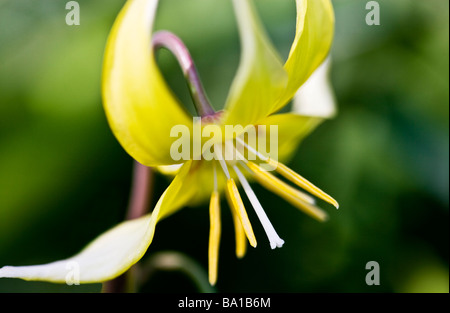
[273,0,335,112]
[223,0,288,130]
[0,161,193,283]
[102,0,192,167]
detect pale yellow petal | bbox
[273,0,335,112]
[255,113,323,163]
[293,57,337,118]
[0,161,193,283]
[223,0,288,129]
[102,0,192,166]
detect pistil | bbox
[233,165,284,249]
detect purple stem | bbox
[126,161,154,220]
[152,30,215,117]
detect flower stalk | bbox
[152,31,215,117]
[126,161,154,220]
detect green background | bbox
[0,0,448,292]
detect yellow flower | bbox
[0,0,337,286]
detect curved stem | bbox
[152,30,215,117]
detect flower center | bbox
[201,110,225,124]
[209,135,338,253]
[152,29,339,286]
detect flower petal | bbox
[223,0,288,128]
[175,161,226,206]
[0,161,193,283]
[156,164,183,176]
[293,57,337,118]
[272,0,335,112]
[102,0,192,167]
[256,113,322,162]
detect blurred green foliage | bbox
[0,0,448,292]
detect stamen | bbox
[233,165,284,249]
[208,190,221,286]
[225,179,257,248]
[236,139,316,204]
[267,158,339,209]
[214,145,230,179]
[236,137,268,161]
[231,201,247,259]
[236,137,338,209]
[234,147,315,205]
[213,145,249,258]
[224,140,237,165]
[213,161,218,192]
[233,146,248,164]
[245,162,328,222]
